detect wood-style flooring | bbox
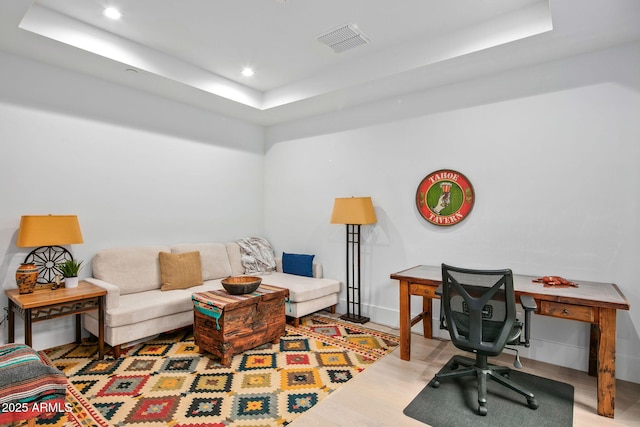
[291,320,640,426]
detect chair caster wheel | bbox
[478,406,488,416]
[431,380,440,388]
[528,398,538,410]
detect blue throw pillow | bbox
[282,252,315,277]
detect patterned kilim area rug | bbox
[38,314,399,426]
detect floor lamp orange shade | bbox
[330,197,377,225]
[16,215,84,247]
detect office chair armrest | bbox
[518,295,537,347]
[519,295,537,312]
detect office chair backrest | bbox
[441,264,516,357]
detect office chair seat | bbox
[449,312,523,345]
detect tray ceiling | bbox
[1,0,639,125]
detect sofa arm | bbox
[84,278,120,311]
[275,258,324,278]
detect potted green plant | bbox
[57,259,84,288]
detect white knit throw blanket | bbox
[236,237,276,274]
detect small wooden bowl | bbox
[221,276,262,295]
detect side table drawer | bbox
[410,284,439,298]
[540,301,595,323]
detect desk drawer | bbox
[540,301,595,323]
[410,284,439,298]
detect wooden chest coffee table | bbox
[192,284,289,366]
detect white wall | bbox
[264,41,640,383]
[1,39,638,384]
[0,52,265,349]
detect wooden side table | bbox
[5,281,106,359]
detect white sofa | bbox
[82,242,340,357]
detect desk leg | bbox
[400,280,411,361]
[24,308,32,347]
[589,324,598,376]
[596,308,616,418]
[7,301,15,343]
[98,296,105,360]
[422,297,433,339]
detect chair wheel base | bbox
[528,398,538,410]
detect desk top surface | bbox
[391,265,630,310]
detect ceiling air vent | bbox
[316,24,369,53]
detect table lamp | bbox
[331,197,377,323]
[16,215,84,284]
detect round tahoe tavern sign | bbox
[416,169,475,226]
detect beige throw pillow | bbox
[159,251,203,291]
[170,243,232,280]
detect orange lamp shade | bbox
[330,197,377,225]
[16,215,84,247]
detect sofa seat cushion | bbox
[99,279,225,327]
[256,272,340,303]
[183,279,225,295]
[92,246,171,295]
[171,243,233,280]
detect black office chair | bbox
[430,263,538,416]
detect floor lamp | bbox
[331,197,377,323]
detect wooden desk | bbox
[6,281,106,360]
[390,265,630,418]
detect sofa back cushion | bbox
[225,242,245,276]
[171,243,232,280]
[92,246,170,295]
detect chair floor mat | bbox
[404,369,573,427]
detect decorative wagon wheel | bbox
[23,245,73,284]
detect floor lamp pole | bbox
[340,223,370,323]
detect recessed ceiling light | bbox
[103,7,122,20]
[241,67,255,77]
